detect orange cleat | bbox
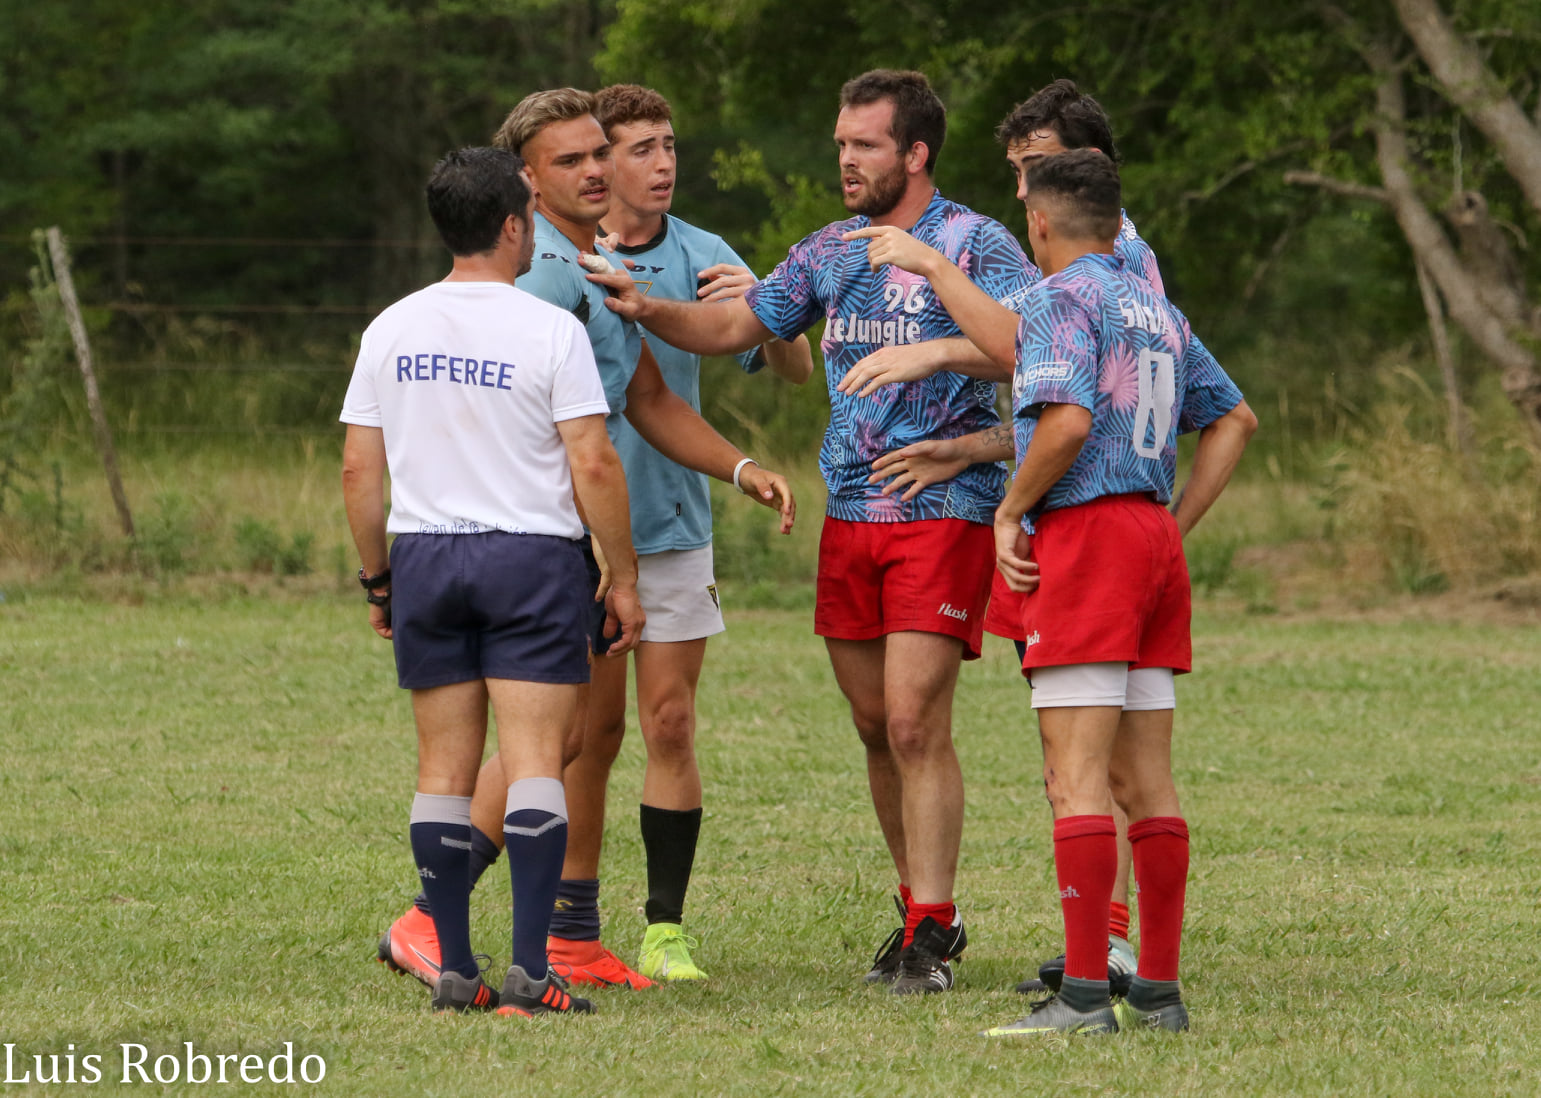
[377,906,442,989]
[545,936,654,989]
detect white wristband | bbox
[732,457,758,492]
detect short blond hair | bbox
[493,88,597,154]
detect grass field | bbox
[2,591,1539,1096]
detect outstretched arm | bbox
[1172,400,1258,537]
[836,337,1007,398]
[623,342,795,534]
[695,262,814,385]
[587,264,775,357]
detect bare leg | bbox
[486,679,575,784]
[826,636,907,885]
[412,681,490,795]
[1037,704,1122,984]
[1109,796,1132,911]
[635,639,707,809]
[467,682,591,847]
[880,631,965,905]
[560,653,628,879]
[1108,709,1180,822]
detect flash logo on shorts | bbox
[706,583,719,610]
[937,602,968,622]
[1024,630,1041,648]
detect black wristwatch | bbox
[358,567,391,591]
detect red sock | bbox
[1108,900,1131,941]
[1128,816,1189,982]
[1053,815,1118,982]
[898,882,913,909]
[903,900,956,949]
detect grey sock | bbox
[1127,976,1183,1011]
[1059,975,1112,1013]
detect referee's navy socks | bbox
[408,792,478,981]
[548,878,601,942]
[640,804,702,925]
[410,825,502,916]
[504,777,568,978]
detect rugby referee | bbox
[341,146,639,1018]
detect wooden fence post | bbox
[45,226,135,538]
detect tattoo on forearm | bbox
[982,424,1013,452]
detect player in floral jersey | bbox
[843,80,1194,995]
[756,194,1030,525]
[585,70,1036,996]
[982,150,1255,1037]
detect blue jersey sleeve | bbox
[1012,289,1100,415]
[967,219,1040,311]
[1116,215,1165,298]
[1177,333,1244,433]
[745,229,826,342]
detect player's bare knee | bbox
[850,705,888,750]
[884,711,945,763]
[1106,759,1136,814]
[582,710,627,765]
[642,700,696,764]
[561,724,585,768]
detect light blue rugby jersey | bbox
[609,214,764,555]
[1011,252,1243,521]
[518,212,641,431]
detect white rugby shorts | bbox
[637,545,726,643]
[1029,663,1176,711]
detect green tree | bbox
[3,0,613,342]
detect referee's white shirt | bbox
[340,281,609,539]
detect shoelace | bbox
[870,926,904,967]
[870,894,908,967]
[656,929,701,953]
[1028,993,1063,1014]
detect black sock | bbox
[468,826,501,888]
[410,825,502,916]
[1126,976,1183,1011]
[1059,975,1113,1013]
[640,804,702,925]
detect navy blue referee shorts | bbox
[389,532,590,689]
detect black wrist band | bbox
[358,567,391,590]
[365,590,392,607]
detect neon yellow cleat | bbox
[637,923,707,982]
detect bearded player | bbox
[840,80,1220,996]
[586,69,1038,995]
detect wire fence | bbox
[5,232,403,438]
